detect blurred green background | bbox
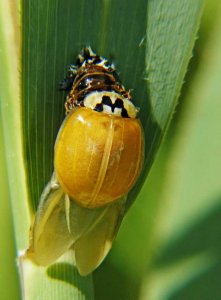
[93,1,221,299]
[1,0,221,299]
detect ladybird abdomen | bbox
[55,107,143,208]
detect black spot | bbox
[77,78,89,91]
[104,76,115,86]
[100,95,129,117]
[114,98,124,109]
[92,56,102,65]
[76,57,82,66]
[83,48,93,60]
[114,98,129,117]
[102,95,112,107]
[121,108,129,118]
[94,103,103,112]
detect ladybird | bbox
[27,47,144,275]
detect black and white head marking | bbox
[84,91,138,118]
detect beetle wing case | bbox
[55,107,143,208]
[27,173,126,276]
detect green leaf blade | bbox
[146,0,204,129]
[0,0,204,298]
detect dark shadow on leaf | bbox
[169,259,221,300]
[155,197,221,266]
[94,258,140,300]
[153,195,221,299]
[47,263,92,296]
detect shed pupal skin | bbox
[60,47,138,119]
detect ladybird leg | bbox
[26,173,75,266]
[59,64,78,91]
[70,197,126,276]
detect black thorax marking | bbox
[94,95,129,118]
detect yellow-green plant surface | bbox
[0,0,214,299]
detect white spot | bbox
[113,107,122,117]
[103,105,112,114]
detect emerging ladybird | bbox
[27,47,144,275]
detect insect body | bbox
[27,47,144,275]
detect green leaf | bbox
[0,0,204,299]
[139,2,221,299]
[22,253,94,299]
[0,120,20,300]
[0,0,30,252]
[127,0,204,207]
